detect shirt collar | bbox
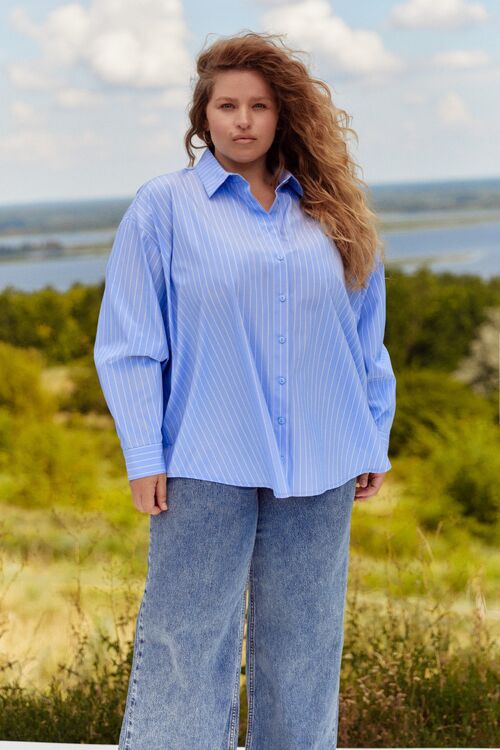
[193,147,304,199]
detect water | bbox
[0,227,115,249]
[0,252,110,291]
[0,217,498,292]
[382,219,500,278]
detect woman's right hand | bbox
[129,473,168,514]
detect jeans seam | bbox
[120,518,154,750]
[228,585,248,750]
[121,585,148,750]
[245,560,256,750]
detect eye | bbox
[218,102,267,109]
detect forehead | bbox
[214,94,274,101]
[211,69,275,97]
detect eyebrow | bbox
[214,96,273,102]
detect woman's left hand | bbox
[354,471,386,501]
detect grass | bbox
[0,502,498,746]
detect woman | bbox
[94,30,396,750]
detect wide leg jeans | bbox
[118,475,357,750]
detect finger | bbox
[354,490,375,501]
[355,473,384,499]
[156,474,168,511]
[354,475,369,498]
[354,471,374,500]
[138,492,147,513]
[140,488,157,514]
[357,472,369,488]
[354,482,373,498]
[368,474,384,490]
[143,491,159,515]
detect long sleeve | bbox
[93,183,170,480]
[357,257,396,453]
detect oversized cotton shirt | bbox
[94,147,396,498]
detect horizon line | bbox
[1,173,500,209]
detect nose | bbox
[234,107,252,128]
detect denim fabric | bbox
[118,474,357,750]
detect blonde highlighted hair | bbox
[184,30,385,291]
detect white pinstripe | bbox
[94,147,396,497]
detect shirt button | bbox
[278,416,286,424]
[279,376,286,384]
[279,294,286,302]
[279,336,286,343]
[280,454,285,460]
[277,253,284,261]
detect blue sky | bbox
[1,0,499,204]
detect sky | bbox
[1,0,499,205]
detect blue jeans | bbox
[118,475,357,750]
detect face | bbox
[204,68,280,172]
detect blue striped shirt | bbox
[94,146,396,498]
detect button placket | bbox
[272,204,289,468]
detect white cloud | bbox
[7,62,57,90]
[139,112,164,127]
[437,91,474,126]
[148,86,191,110]
[55,88,102,108]
[260,0,403,78]
[402,91,426,104]
[141,128,177,156]
[9,6,43,40]
[12,3,91,66]
[8,0,193,91]
[10,100,43,125]
[0,128,104,164]
[432,50,492,69]
[390,0,488,29]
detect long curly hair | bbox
[184,30,385,291]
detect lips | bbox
[233,137,256,141]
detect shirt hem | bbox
[163,463,392,499]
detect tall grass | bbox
[0,544,497,745]
[338,556,498,746]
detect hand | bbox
[354,471,386,501]
[129,473,168,514]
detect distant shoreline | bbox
[0,210,499,265]
[380,210,500,232]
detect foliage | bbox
[389,367,495,457]
[453,305,500,396]
[0,270,499,374]
[0,282,102,363]
[384,266,500,372]
[0,552,496,746]
[399,416,500,542]
[0,341,56,417]
[0,268,498,745]
[58,354,109,414]
[0,416,100,509]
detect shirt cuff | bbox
[376,430,391,453]
[122,443,167,480]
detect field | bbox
[0,261,499,745]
